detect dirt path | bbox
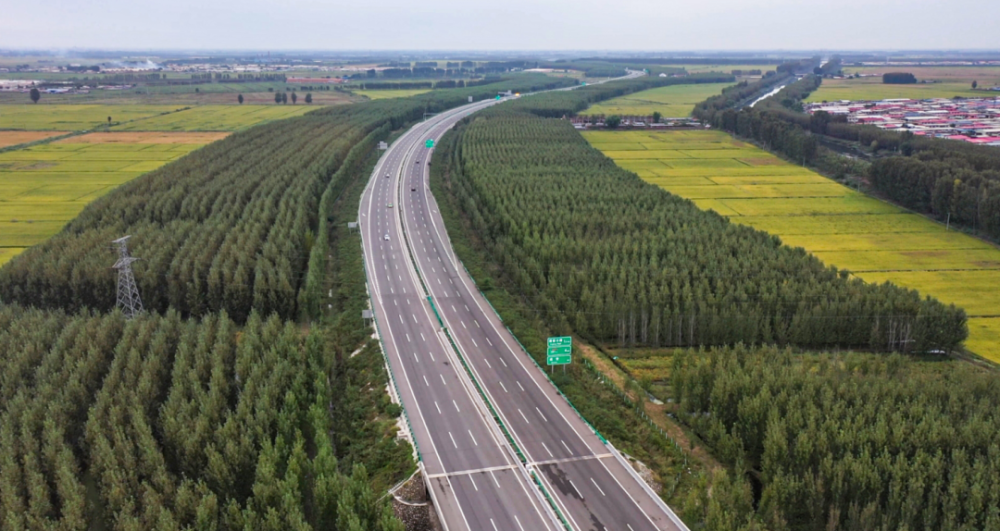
[575,341,724,473]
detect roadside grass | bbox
[584,129,1000,363]
[581,82,734,118]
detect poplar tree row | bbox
[0,306,403,531]
[438,107,967,352]
[672,345,1000,531]
[0,75,575,322]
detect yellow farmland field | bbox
[584,128,1000,363]
[0,132,224,266]
[0,131,68,148]
[966,319,1000,364]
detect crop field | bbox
[806,79,981,102]
[113,104,314,131]
[0,132,223,265]
[356,89,434,100]
[0,104,182,130]
[0,131,68,147]
[677,64,778,74]
[806,66,1000,102]
[584,129,1000,363]
[0,104,316,132]
[581,82,734,117]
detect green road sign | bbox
[425,139,434,148]
[546,336,572,365]
[548,336,571,348]
[496,95,501,100]
[581,82,587,86]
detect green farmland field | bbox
[0,104,181,130]
[114,105,313,131]
[584,129,1000,363]
[0,132,224,265]
[806,66,1000,102]
[0,104,314,132]
[356,89,434,100]
[581,82,734,118]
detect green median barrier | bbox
[441,326,527,464]
[530,470,572,530]
[427,297,444,328]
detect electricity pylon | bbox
[111,236,144,319]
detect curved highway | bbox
[362,74,688,530]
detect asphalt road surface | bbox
[362,75,688,530]
[361,100,559,531]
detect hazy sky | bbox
[2,0,998,51]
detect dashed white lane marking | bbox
[499,357,508,368]
[461,321,467,329]
[435,401,441,414]
[472,338,478,347]
[448,432,457,449]
[536,407,548,422]
[484,357,492,369]
[486,337,493,346]
[590,477,607,497]
[541,442,554,458]
[453,400,461,412]
[516,381,525,392]
[561,440,573,455]
[420,332,426,341]
[439,374,447,386]
[518,408,530,424]
[470,475,479,492]
[468,430,478,446]
[414,352,420,363]
[489,518,497,531]
[499,381,508,393]
[423,375,429,386]
[569,479,584,499]
[515,515,525,531]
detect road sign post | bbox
[546,336,572,373]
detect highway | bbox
[360,100,559,531]
[362,73,688,530]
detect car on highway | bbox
[385,173,389,178]
[411,187,416,191]
[387,203,393,208]
[383,234,390,241]
[415,160,420,164]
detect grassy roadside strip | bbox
[429,128,708,514]
[307,124,417,494]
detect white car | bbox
[383,234,390,241]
